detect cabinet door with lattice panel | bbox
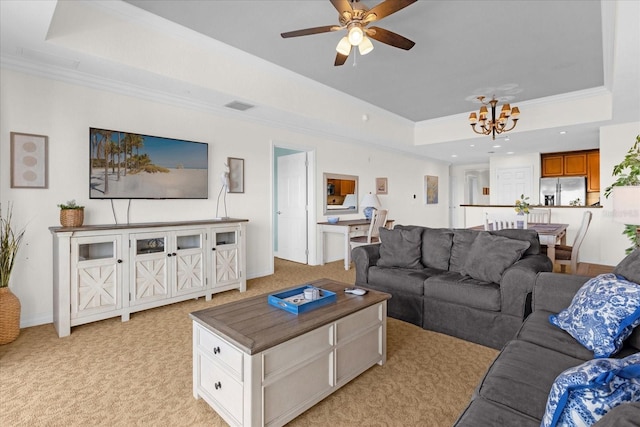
[70,235,123,319]
[173,228,206,297]
[211,227,240,289]
[130,231,169,306]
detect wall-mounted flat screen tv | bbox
[90,127,208,199]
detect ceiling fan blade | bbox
[330,0,353,15]
[364,0,417,23]
[334,50,350,66]
[281,25,339,38]
[366,26,415,50]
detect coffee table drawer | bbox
[199,352,243,424]
[336,303,382,343]
[196,324,243,378]
[263,323,333,379]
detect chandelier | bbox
[468,96,520,140]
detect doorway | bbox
[273,145,316,265]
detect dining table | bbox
[468,222,568,263]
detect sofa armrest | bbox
[533,272,590,313]
[500,255,553,318]
[351,245,381,285]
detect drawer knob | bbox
[214,381,222,390]
[213,346,220,354]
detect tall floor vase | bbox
[0,287,21,344]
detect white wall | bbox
[598,121,640,264]
[0,69,449,327]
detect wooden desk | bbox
[318,219,394,270]
[468,223,568,263]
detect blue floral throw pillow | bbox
[549,273,640,357]
[541,353,640,427]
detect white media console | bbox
[50,219,247,337]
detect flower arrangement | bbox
[514,194,530,214]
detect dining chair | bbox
[484,212,528,230]
[350,209,388,249]
[528,208,551,224]
[555,211,593,273]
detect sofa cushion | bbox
[541,353,640,427]
[614,248,640,284]
[424,272,501,312]
[368,266,445,296]
[477,340,586,420]
[515,311,595,361]
[460,232,531,284]
[549,273,640,358]
[449,229,479,273]
[489,228,541,256]
[396,225,454,270]
[376,227,423,269]
[455,397,540,427]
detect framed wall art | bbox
[228,157,244,193]
[10,132,48,188]
[376,177,388,195]
[425,175,439,204]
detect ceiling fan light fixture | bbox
[347,25,364,46]
[358,37,374,55]
[336,36,351,55]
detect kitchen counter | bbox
[460,204,602,208]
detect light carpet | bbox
[0,259,497,426]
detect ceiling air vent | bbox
[224,101,255,112]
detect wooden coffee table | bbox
[191,278,391,427]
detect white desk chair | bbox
[555,211,592,273]
[484,212,528,230]
[528,208,551,224]
[350,209,388,249]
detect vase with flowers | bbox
[1,202,25,344]
[514,194,530,228]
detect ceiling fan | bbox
[281,0,417,66]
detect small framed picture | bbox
[425,175,439,204]
[228,157,244,193]
[376,177,388,195]
[11,132,48,188]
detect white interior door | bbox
[276,152,308,264]
[495,166,533,205]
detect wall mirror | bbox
[323,173,358,215]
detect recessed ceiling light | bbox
[493,144,501,148]
[505,137,510,141]
[560,131,567,135]
[470,144,475,147]
[451,154,458,157]
[507,151,514,154]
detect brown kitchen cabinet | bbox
[587,151,600,192]
[542,155,564,176]
[563,153,588,175]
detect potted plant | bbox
[0,203,25,344]
[604,135,640,253]
[58,200,85,227]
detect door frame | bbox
[271,141,317,271]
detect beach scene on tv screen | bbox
[90,129,208,199]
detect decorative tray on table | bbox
[268,285,337,315]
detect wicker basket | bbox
[0,287,21,344]
[60,209,84,227]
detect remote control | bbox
[344,287,367,296]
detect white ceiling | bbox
[1,0,639,164]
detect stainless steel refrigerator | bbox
[540,177,587,206]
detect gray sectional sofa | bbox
[352,226,553,349]
[454,248,640,426]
